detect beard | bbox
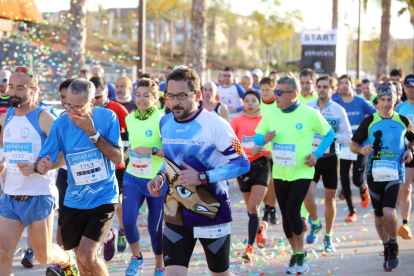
[10,96,23,108]
[172,104,192,120]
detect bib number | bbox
[272,143,296,167]
[340,144,357,161]
[129,149,153,175]
[372,160,399,182]
[67,148,108,185]
[4,142,34,174]
[194,222,231,239]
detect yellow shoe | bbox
[398,224,412,240]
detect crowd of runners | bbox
[0,63,412,276]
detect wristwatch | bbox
[198,171,208,185]
[152,147,158,155]
[89,132,100,143]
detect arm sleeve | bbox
[38,121,62,163]
[351,115,373,145]
[314,128,335,159]
[106,112,123,148]
[335,107,352,144]
[254,133,266,147]
[401,114,414,142]
[207,155,250,183]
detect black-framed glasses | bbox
[274,90,294,96]
[164,92,195,100]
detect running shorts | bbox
[312,154,339,190]
[367,176,402,217]
[236,157,269,193]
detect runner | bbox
[90,76,130,259]
[393,81,403,108]
[304,76,352,252]
[259,77,278,225]
[80,69,91,80]
[389,68,404,83]
[114,76,136,113]
[252,69,263,94]
[91,64,116,100]
[359,79,377,104]
[147,67,250,276]
[37,78,123,275]
[0,70,11,117]
[269,71,279,80]
[230,90,270,262]
[241,75,253,92]
[298,68,318,104]
[395,74,414,240]
[0,66,78,275]
[217,67,246,120]
[159,66,172,92]
[333,74,376,223]
[199,81,229,121]
[254,75,334,274]
[350,82,414,272]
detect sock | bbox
[312,218,321,226]
[300,202,309,220]
[403,219,408,225]
[119,228,125,235]
[325,232,331,237]
[296,252,303,256]
[107,231,114,242]
[248,213,260,246]
[59,251,70,267]
[389,238,397,245]
[383,241,389,251]
[156,268,165,271]
[269,207,276,213]
[137,253,143,260]
[265,205,270,210]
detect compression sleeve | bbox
[207,155,250,183]
[314,128,335,159]
[254,133,266,147]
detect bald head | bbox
[91,65,104,78]
[0,70,11,96]
[202,81,218,102]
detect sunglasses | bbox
[274,90,294,96]
[241,81,249,84]
[11,66,34,77]
[95,94,104,100]
[223,74,232,77]
[356,89,362,93]
[0,78,7,83]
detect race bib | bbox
[372,160,399,182]
[129,149,153,175]
[4,142,34,174]
[340,144,357,161]
[194,222,231,239]
[272,143,296,167]
[67,148,108,185]
[241,136,255,149]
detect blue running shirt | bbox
[396,101,414,123]
[39,107,122,209]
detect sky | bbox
[33,0,413,40]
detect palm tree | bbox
[332,0,339,29]
[397,0,414,72]
[67,0,88,78]
[190,0,207,82]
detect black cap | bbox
[404,74,414,87]
[243,90,261,102]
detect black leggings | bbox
[274,179,311,239]
[340,155,367,212]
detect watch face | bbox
[90,137,97,143]
[200,173,207,180]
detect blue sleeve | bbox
[159,81,166,92]
[107,83,116,100]
[254,133,266,146]
[106,112,122,147]
[314,128,335,159]
[50,107,59,118]
[365,100,376,115]
[207,155,250,183]
[236,84,245,98]
[38,121,61,163]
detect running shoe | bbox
[21,248,34,268]
[345,211,357,223]
[61,251,80,276]
[125,256,145,276]
[241,245,254,263]
[118,233,129,253]
[302,217,308,232]
[306,223,322,244]
[46,264,65,276]
[285,254,296,274]
[104,227,118,262]
[387,243,401,271]
[269,207,279,225]
[360,187,370,208]
[323,235,336,252]
[256,221,268,249]
[296,252,309,274]
[154,268,166,276]
[380,250,389,271]
[398,224,412,240]
[262,206,269,222]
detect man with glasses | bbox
[254,75,334,274]
[241,75,253,92]
[304,76,352,252]
[217,67,246,120]
[0,70,11,117]
[36,78,123,275]
[0,66,79,275]
[299,68,318,104]
[147,67,249,276]
[90,76,130,260]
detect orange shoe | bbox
[302,217,308,232]
[398,224,412,240]
[360,187,370,208]
[345,211,357,223]
[256,221,268,249]
[242,245,254,262]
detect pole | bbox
[356,0,362,80]
[138,0,146,78]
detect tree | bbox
[397,0,414,72]
[67,0,88,78]
[332,0,339,29]
[191,0,207,81]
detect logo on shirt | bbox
[145,130,153,137]
[296,123,303,130]
[4,128,10,138]
[230,137,245,156]
[20,127,29,139]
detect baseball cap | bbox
[404,74,414,87]
[252,69,263,77]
